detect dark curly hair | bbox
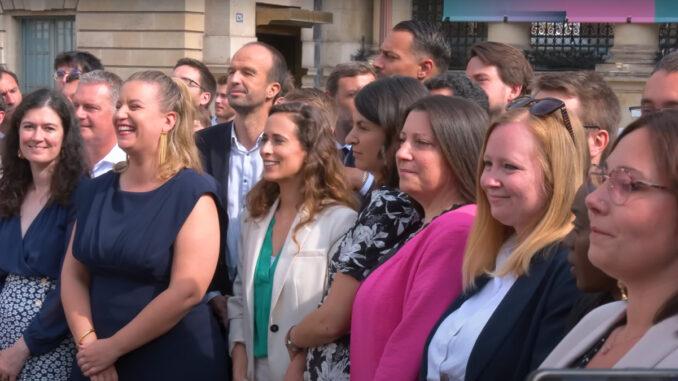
[246,102,358,240]
[0,88,86,217]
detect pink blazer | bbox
[350,204,476,381]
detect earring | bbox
[158,131,168,165]
[17,149,24,159]
[618,280,628,301]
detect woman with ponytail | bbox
[61,71,227,380]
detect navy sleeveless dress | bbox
[70,169,227,380]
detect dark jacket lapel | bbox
[464,249,553,381]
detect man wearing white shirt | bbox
[72,70,126,178]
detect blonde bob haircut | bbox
[462,107,588,289]
[115,70,203,179]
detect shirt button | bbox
[35,299,43,307]
[270,324,279,333]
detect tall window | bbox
[21,18,75,93]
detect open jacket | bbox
[420,242,582,381]
[227,200,357,380]
[541,301,678,368]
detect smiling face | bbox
[114,81,175,158]
[260,112,307,185]
[586,127,678,284]
[72,82,117,153]
[396,110,454,206]
[345,109,386,176]
[480,122,547,235]
[19,106,65,171]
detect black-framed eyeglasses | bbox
[589,164,670,206]
[630,104,678,117]
[507,96,575,142]
[177,76,206,92]
[54,68,81,82]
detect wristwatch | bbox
[285,326,304,354]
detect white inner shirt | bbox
[226,123,263,279]
[427,236,518,381]
[91,144,126,178]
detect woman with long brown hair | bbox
[0,89,86,380]
[227,102,357,381]
[541,109,678,369]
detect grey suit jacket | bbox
[541,301,678,368]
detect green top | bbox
[253,217,282,358]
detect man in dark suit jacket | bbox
[196,41,289,321]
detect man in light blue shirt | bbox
[196,41,289,320]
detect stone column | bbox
[597,24,659,128]
[487,22,531,50]
[203,0,257,78]
[310,0,374,88]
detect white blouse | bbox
[426,237,518,381]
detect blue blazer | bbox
[419,242,582,381]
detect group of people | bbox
[0,18,676,381]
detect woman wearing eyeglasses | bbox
[540,110,678,369]
[420,97,588,381]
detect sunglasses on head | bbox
[54,68,81,82]
[506,96,575,142]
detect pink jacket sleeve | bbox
[372,210,474,381]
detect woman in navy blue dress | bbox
[0,89,86,380]
[60,71,227,380]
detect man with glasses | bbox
[639,51,678,116]
[173,58,217,130]
[53,50,104,102]
[532,71,621,164]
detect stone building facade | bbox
[0,0,670,126]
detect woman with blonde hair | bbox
[61,70,227,380]
[421,97,588,381]
[228,102,357,381]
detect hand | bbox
[208,294,229,328]
[77,338,122,377]
[232,343,248,381]
[283,351,306,381]
[0,338,30,381]
[89,365,118,381]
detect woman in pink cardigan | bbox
[350,96,488,381]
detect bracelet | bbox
[285,326,303,354]
[78,328,96,345]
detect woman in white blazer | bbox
[228,102,358,381]
[541,110,678,369]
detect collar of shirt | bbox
[91,144,127,178]
[230,122,264,153]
